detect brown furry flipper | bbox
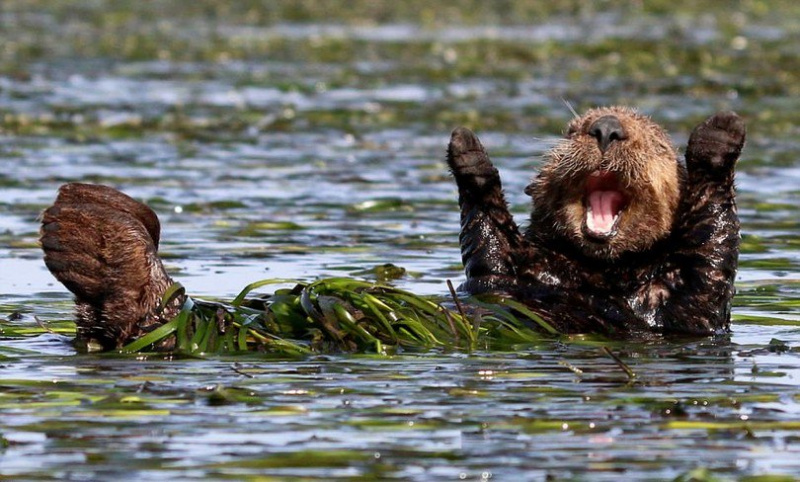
[52,182,162,247]
[446,127,523,294]
[41,183,182,349]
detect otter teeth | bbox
[587,205,619,234]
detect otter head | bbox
[526,107,682,260]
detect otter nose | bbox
[588,115,627,152]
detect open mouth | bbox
[583,170,627,240]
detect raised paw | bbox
[447,127,498,183]
[685,111,746,173]
[446,127,521,285]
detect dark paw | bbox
[447,127,496,178]
[686,111,746,172]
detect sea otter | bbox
[447,108,744,335]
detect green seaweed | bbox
[111,277,549,356]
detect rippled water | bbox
[1,2,799,480]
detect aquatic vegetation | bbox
[23,277,552,355]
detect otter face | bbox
[527,107,682,260]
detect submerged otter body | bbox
[448,108,744,335]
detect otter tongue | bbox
[587,190,623,234]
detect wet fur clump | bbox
[448,108,745,335]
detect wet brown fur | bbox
[40,183,184,349]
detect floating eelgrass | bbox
[121,277,557,356]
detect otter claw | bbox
[686,111,746,171]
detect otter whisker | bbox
[562,98,580,119]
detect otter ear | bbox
[685,111,745,175]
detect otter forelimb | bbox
[661,112,744,334]
[446,127,523,294]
